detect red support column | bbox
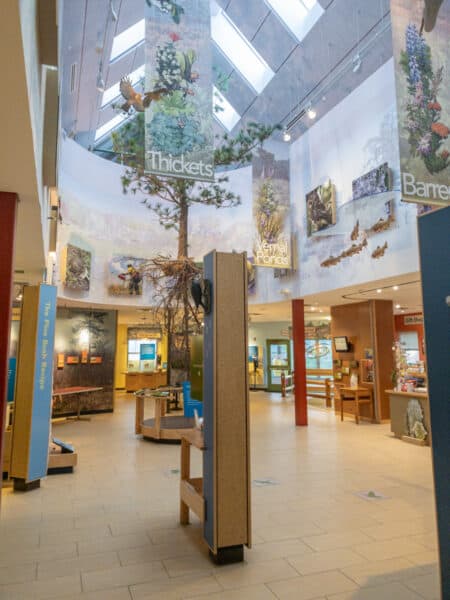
[0,193,18,498]
[292,299,308,426]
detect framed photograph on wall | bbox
[306,181,336,236]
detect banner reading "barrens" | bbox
[391,0,450,206]
[145,0,214,181]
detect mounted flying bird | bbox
[118,77,169,113]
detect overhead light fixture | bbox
[393,285,399,291]
[96,61,105,92]
[110,0,118,21]
[352,53,362,73]
[395,304,401,309]
[377,288,382,294]
[282,128,291,142]
[306,103,316,120]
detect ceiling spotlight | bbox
[393,285,399,291]
[377,288,382,294]
[282,128,291,142]
[306,103,316,120]
[395,304,401,309]
[352,53,362,73]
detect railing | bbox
[306,369,333,407]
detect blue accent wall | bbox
[418,207,450,600]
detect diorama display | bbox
[108,256,146,296]
[62,244,91,291]
[352,163,392,201]
[306,181,336,236]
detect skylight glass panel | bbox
[211,1,274,94]
[101,65,145,107]
[110,19,145,62]
[94,113,127,141]
[213,86,240,131]
[265,0,324,42]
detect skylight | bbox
[211,1,274,94]
[94,113,128,141]
[101,65,145,107]
[110,19,145,62]
[265,0,324,42]
[213,87,240,131]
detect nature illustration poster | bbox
[63,244,91,291]
[391,0,450,205]
[306,181,336,236]
[145,0,214,181]
[252,148,292,268]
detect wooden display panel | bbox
[203,252,251,558]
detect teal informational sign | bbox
[140,343,156,361]
[28,285,57,482]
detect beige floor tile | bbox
[38,551,120,580]
[405,550,439,570]
[328,581,424,600]
[404,572,441,600]
[340,556,427,587]
[214,559,298,590]
[163,553,216,577]
[130,573,222,599]
[354,537,429,562]
[256,522,324,542]
[78,533,151,556]
[188,583,277,600]
[301,530,372,552]
[410,532,439,550]
[82,560,168,593]
[0,561,36,585]
[119,542,192,566]
[39,525,112,547]
[246,539,313,563]
[287,547,367,575]
[362,519,433,541]
[0,543,78,568]
[61,588,132,600]
[0,573,82,599]
[267,570,357,599]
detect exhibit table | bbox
[52,386,103,421]
[135,389,194,442]
[387,390,431,446]
[124,371,167,392]
[339,386,374,424]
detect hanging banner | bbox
[252,147,292,268]
[391,0,450,205]
[145,0,214,181]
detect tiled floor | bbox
[0,392,440,599]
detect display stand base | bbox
[13,478,40,492]
[209,545,244,565]
[401,435,427,446]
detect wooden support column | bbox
[292,299,308,426]
[0,192,18,501]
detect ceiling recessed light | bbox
[282,128,291,142]
[393,285,399,291]
[307,103,317,119]
[377,288,382,294]
[395,304,401,309]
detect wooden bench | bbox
[306,369,333,408]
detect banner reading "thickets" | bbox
[391,0,450,205]
[145,0,214,181]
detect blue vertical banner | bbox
[145,0,214,181]
[28,285,57,481]
[7,357,16,402]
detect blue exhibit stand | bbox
[7,357,16,402]
[182,381,203,418]
[418,207,450,600]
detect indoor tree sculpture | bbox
[112,113,279,382]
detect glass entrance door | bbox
[266,339,291,392]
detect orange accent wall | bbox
[394,313,425,362]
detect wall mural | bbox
[292,60,420,297]
[62,244,91,291]
[53,308,117,415]
[253,148,291,268]
[391,0,450,206]
[144,0,214,181]
[108,256,147,297]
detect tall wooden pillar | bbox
[0,192,18,502]
[292,299,308,426]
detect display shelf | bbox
[180,431,205,525]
